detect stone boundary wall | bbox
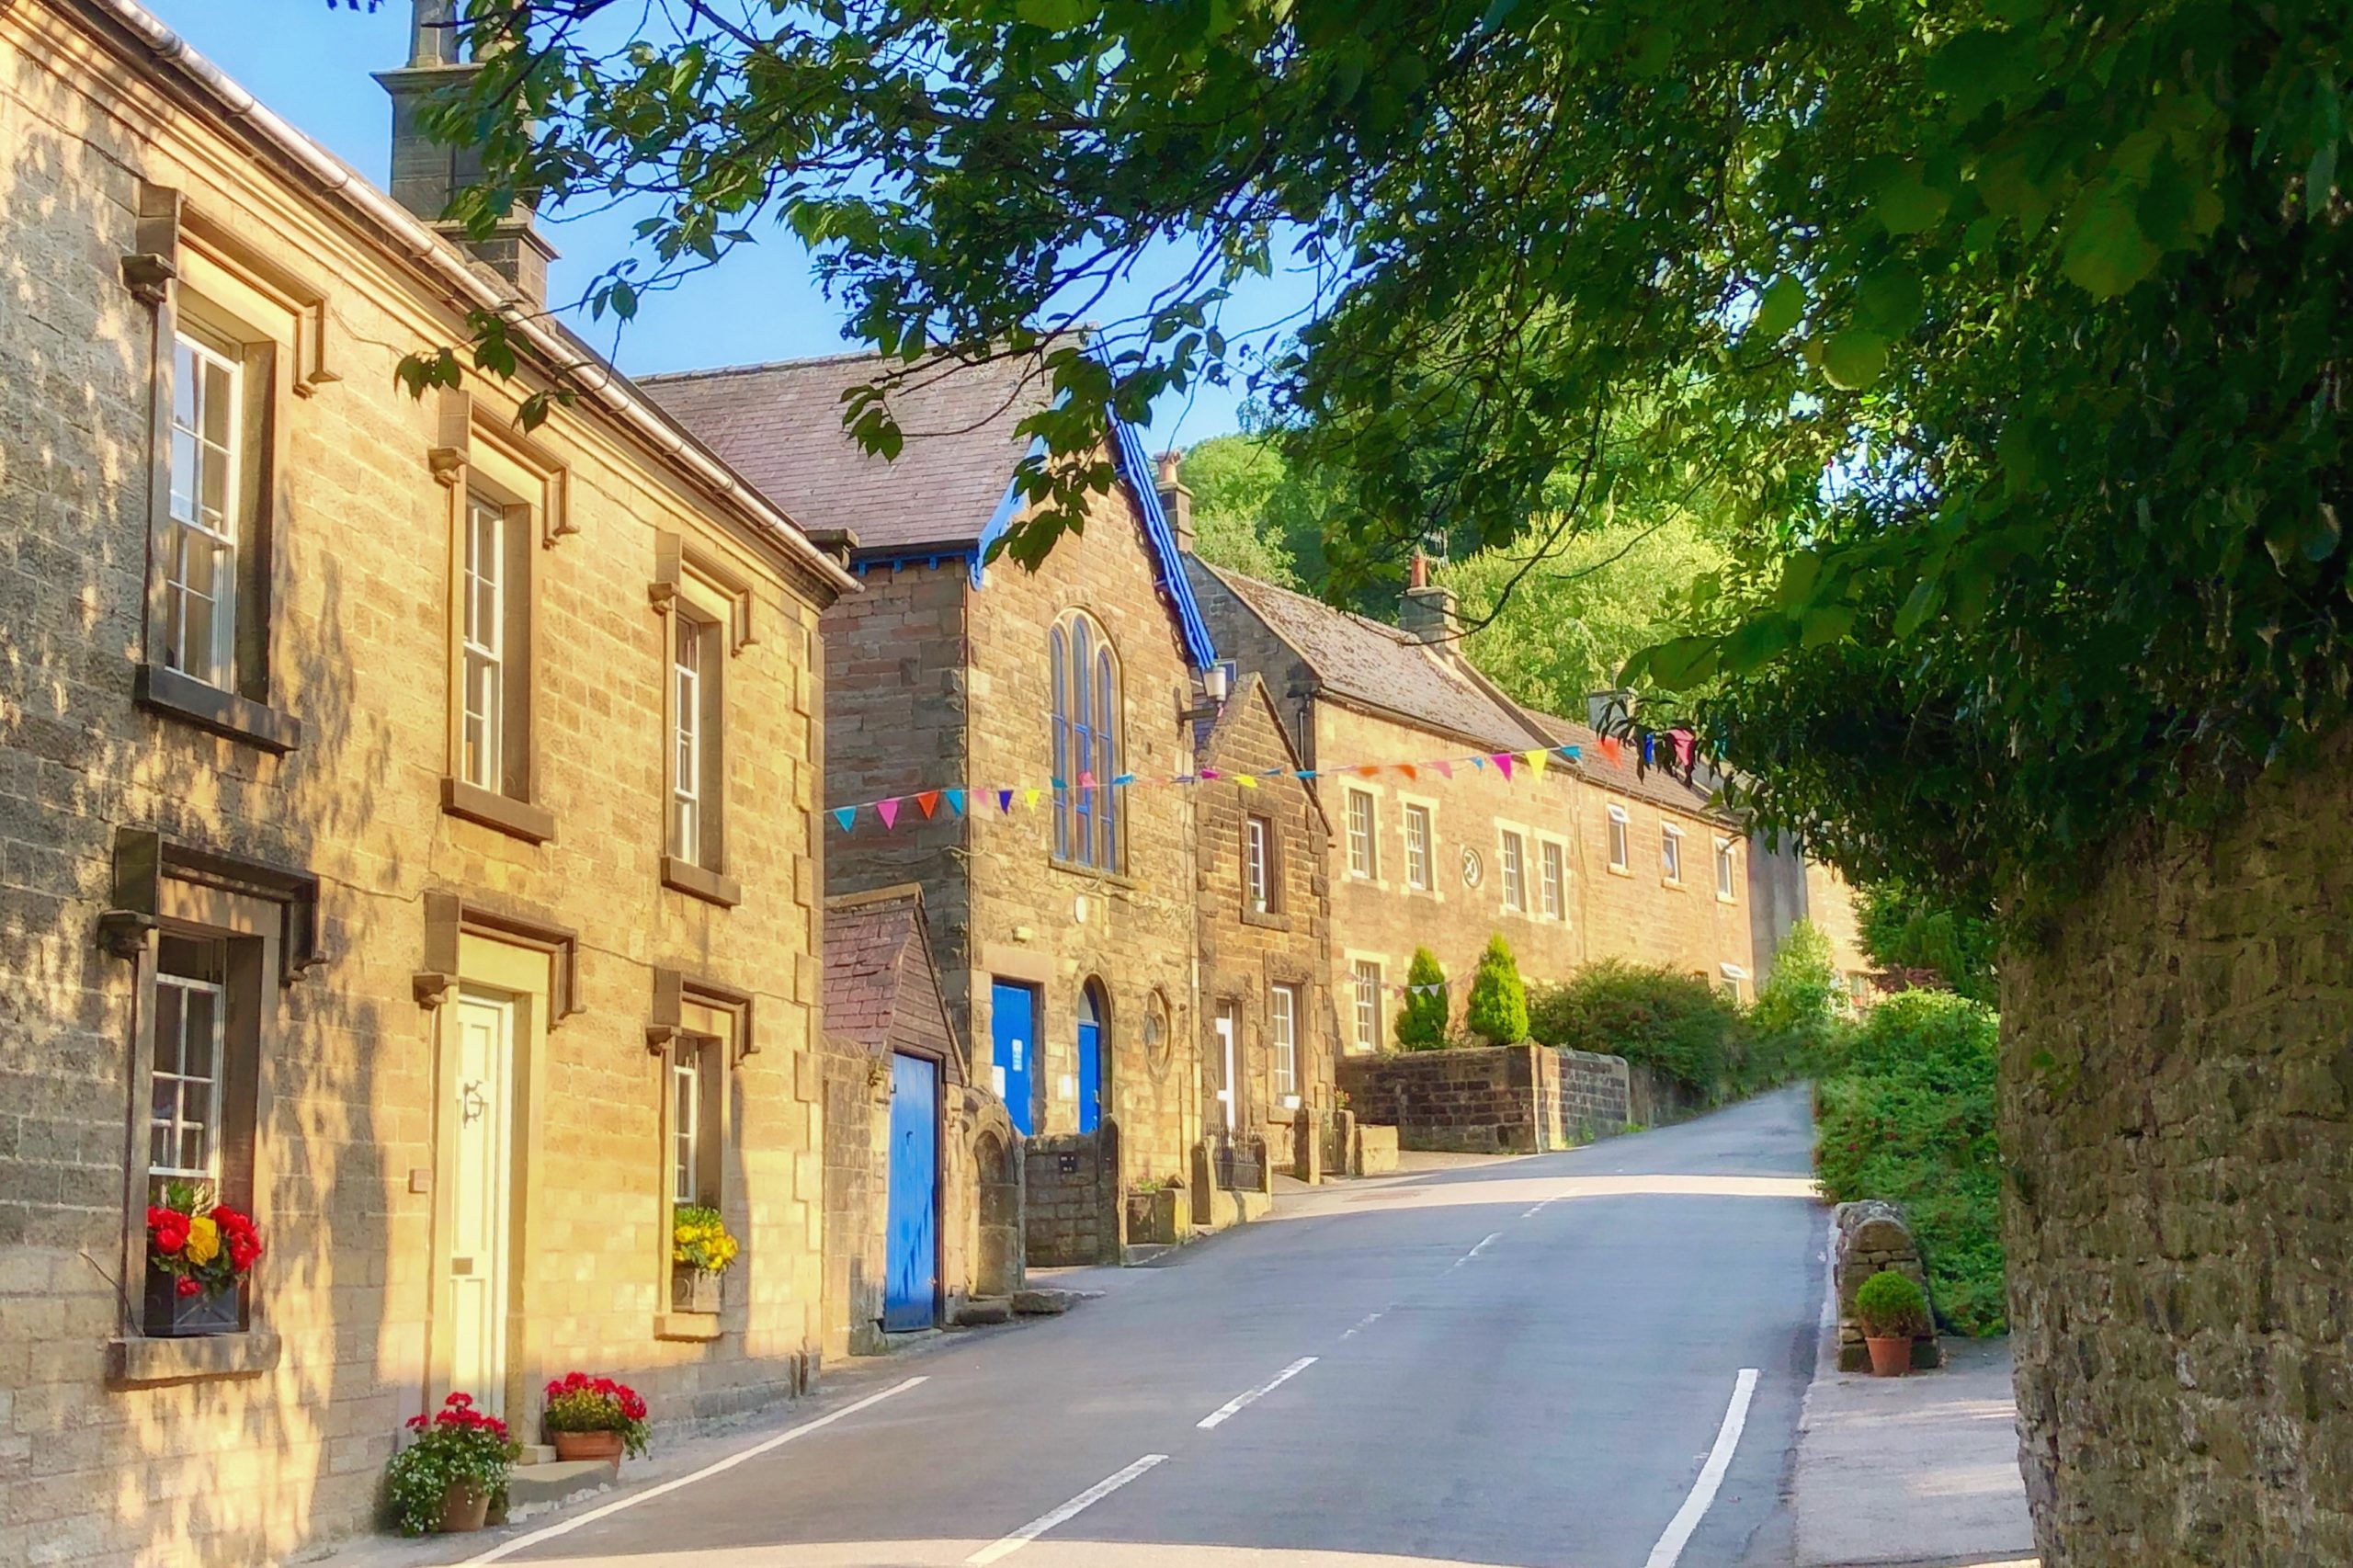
[1628,1062,1709,1129]
[1833,1199,1941,1373]
[1022,1119,1122,1267]
[1555,1049,1633,1141]
[1336,1045,1552,1153]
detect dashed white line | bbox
[1643,1368,1760,1568]
[1196,1356,1320,1429]
[1338,1308,1389,1340]
[1520,1198,1556,1219]
[461,1376,927,1565]
[1449,1231,1505,1268]
[966,1453,1169,1564]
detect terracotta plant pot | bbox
[552,1429,623,1463]
[1864,1333,1915,1377]
[438,1481,492,1534]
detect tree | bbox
[1394,947,1449,1051]
[1464,936,1529,1047]
[1745,918,1848,1086]
[1858,883,1999,1006]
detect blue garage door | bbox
[883,1052,938,1332]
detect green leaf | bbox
[1877,169,1951,235]
[1751,275,1806,340]
[1016,0,1095,25]
[2061,198,2161,298]
[1821,328,1890,391]
[1720,616,1795,675]
[1642,634,1722,689]
[1777,550,1824,612]
[1893,574,1944,639]
[1800,603,1857,647]
[1855,265,1924,334]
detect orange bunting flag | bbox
[915,790,941,819]
[1397,764,1418,781]
[1354,764,1382,778]
[1599,736,1623,766]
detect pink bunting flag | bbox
[1492,753,1515,779]
[1077,770,1096,790]
[877,798,901,830]
[1432,759,1454,779]
[1670,728,1696,768]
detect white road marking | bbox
[965,1453,1169,1564]
[1643,1368,1760,1568]
[1338,1308,1389,1340]
[461,1376,927,1565]
[1519,1199,1555,1218]
[1449,1231,1505,1268]
[1196,1356,1320,1429]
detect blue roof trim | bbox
[970,437,1041,591]
[853,548,977,576]
[1110,417,1219,670]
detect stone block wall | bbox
[1555,1048,1632,1141]
[1628,1062,1709,1129]
[1832,1200,1940,1373]
[1022,1121,1122,1267]
[2005,736,2353,1564]
[1336,1045,1557,1153]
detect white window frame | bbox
[1346,789,1378,880]
[1270,983,1299,1102]
[1351,960,1383,1051]
[1500,830,1527,912]
[1718,962,1750,1003]
[1716,837,1738,901]
[165,328,243,690]
[671,1047,702,1206]
[1404,802,1432,891]
[1245,814,1272,914]
[1661,824,1684,885]
[460,494,506,791]
[150,971,227,1182]
[1607,804,1631,871]
[672,611,705,866]
[1540,838,1565,919]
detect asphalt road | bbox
[491,1088,1825,1568]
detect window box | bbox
[671,1265,722,1315]
[142,1269,240,1337]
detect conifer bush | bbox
[1464,935,1529,1046]
[1394,948,1449,1051]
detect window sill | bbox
[134,664,301,754]
[662,856,743,908]
[1240,908,1291,932]
[108,1328,280,1388]
[1046,856,1137,891]
[442,777,555,844]
[1662,879,1686,892]
[1606,865,1633,879]
[654,1312,723,1343]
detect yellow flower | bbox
[184,1214,221,1266]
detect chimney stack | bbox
[1155,450,1196,555]
[375,1,557,304]
[1400,550,1458,642]
[1587,689,1633,732]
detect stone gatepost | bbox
[1293,1107,1324,1185]
[1833,1199,1943,1372]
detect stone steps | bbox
[506,1458,617,1518]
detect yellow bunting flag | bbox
[1235,773,1258,789]
[1022,788,1042,811]
[1524,749,1550,775]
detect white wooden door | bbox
[449,993,514,1416]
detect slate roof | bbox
[822,886,961,1076]
[641,351,1051,552]
[1518,709,1733,823]
[1198,564,1551,754]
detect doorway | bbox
[883,1052,939,1332]
[1212,1002,1238,1132]
[1077,980,1107,1134]
[990,980,1036,1137]
[449,991,515,1415]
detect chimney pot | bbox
[1154,449,1195,555]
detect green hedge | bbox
[1814,991,2006,1336]
[1529,960,1745,1100]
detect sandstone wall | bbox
[2006,740,2353,1564]
[1336,1045,1559,1154]
[1023,1123,1121,1267]
[1555,1048,1632,1140]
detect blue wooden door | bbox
[1076,1023,1102,1133]
[883,1052,938,1332]
[991,981,1034,1137]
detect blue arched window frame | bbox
[1050,611,1121,869]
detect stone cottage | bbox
[644,353,1222,1209]
[0,4,857,1564]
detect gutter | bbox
[78,0,858,598]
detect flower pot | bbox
[552,1429,623,1463]
[142,1269,239,1337]
[672,1266,722,1314]
[438,1481,492,1534]
[1865,1334,1915,1377]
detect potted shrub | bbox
[671,1204,739,1313]
[144,1181,264,1337]
[385,1392,519,1535]
[1855,1268,1930,1377]
[543,1371,650,1463]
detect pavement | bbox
[1789,1333,2037,1568]
[313,1087,1832,1568]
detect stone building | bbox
[644,354,1222,1198]
[1188,669,1339,1173]
[0,6,858,1562]
[1185,549,1770,1044]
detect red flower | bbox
[446,1392,472,1407]
[175,1277,201,1298]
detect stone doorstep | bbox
[504,1457,616,1517]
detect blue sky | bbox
[142,1,1315,450]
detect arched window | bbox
[1050,612,1122,869]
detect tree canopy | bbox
[419,0,2353,906]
